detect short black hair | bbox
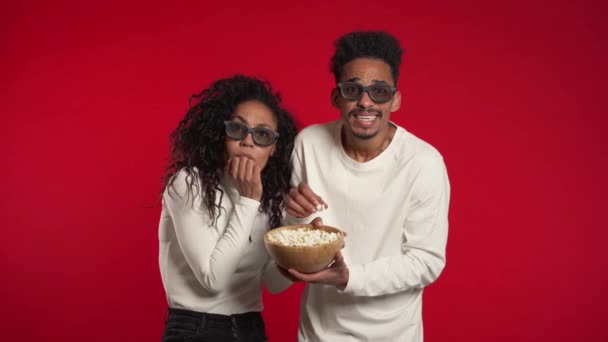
[330,30,404,85]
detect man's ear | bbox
[331,88,341,108]
[390,90,402,112]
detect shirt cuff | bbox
[236,196,262,208]
[340,263,364,295]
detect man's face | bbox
[332,58,401,140]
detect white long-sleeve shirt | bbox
[158,169,291,315]
[289,120,450,342]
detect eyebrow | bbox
[231,115,274,129]
[344,77,391,86]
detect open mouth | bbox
[354,114,378,121]
[351,111,381,127]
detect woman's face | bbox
[224,100,278,170]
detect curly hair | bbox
[330,30,404,86]
[162,75,297,229]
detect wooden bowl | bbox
[264,224,344,273]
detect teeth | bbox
[357,115,376,121]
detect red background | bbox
[2,1,607,341]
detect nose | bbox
[239,132,255,147]
[356,90,374,108]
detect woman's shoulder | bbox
[164,167,202,200]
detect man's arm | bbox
[289,155,450,296]
[346,155,450,296]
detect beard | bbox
[347,108,382,140]
[352,129,379,140]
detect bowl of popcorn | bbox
[264,224,344,273]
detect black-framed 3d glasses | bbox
[337,82,397,103]
[224,121,279,147]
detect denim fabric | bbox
[161,308,267,342]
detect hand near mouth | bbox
[226,156,263,201]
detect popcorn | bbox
[267,227,339,247]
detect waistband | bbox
[167,308,262,327]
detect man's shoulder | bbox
[395,126,445,165]
[299,120,337,135]
[295,120,338,144]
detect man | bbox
[285,31,451,341]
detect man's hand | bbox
[226,157,263,201]
[276,217,348,288]
[275,216,325,281]
[287,251,350,290]
[287,183,328,218]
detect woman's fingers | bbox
[227,157,262,200]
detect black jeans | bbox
[161,308,268,342]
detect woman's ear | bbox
[270,143,276,157]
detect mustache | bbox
[349,108,382,116]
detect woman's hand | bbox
[226,157,263,201]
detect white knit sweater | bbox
[288,120,450,342]
[159,169,291,315]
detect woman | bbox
[159,75,297,341]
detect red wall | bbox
[2,1,607,341]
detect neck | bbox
[342,124,395,163]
